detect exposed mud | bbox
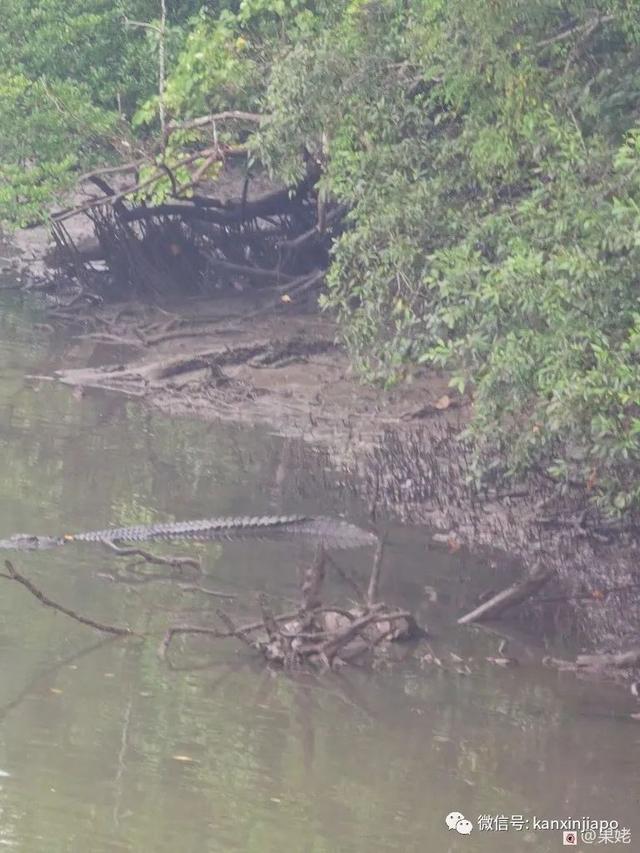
[351,429,640,674]
[52,294,462,441]
[32,292,638,687]
[6,210,639,694]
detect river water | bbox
[0,292,637,852]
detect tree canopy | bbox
[2,0,640,513]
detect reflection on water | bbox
[0,294,637,853]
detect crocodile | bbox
[0,515,377,551]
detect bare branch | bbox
[77,161,144,183]
[322,607,410,661]
[536,14,615,49]
[99,538,201,570]
[1,560,134,636]
[257,593,280,641]
[168,111,264,132]
[52,145,247,223]
[123,17,162,34]
[458,563,555,625]
[366,537,385,606]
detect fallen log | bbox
[458,562,556,625]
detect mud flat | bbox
[8,219,640,694]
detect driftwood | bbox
[161,541,424,669]
[99,538,201,570]
[458,562,556,625]
[0,529,415,676]
[0,560,134,636]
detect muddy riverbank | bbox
[10,277,636,692]
[3,215,640,691]
[0,272,639,852]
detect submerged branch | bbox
[99,538,201,570]
[1,560,134,636]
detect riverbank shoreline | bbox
[7,219,640,694]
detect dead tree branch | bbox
[366,537,385,606]
[168,111,264,132]
[160,538,421,670]
[458,563,556,625]
[99,538,201,570]
[536,14,615,49]
[0,560,134,636]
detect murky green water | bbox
[0,293,637,852]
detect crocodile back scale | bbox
[0,515,377,551]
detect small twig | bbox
[77,161,144,183]
[0,636,118,722]
[278,204,347,250]
[238,270,326,323]
[1,560,134,636]
[52,145,246,222]
[536,583,640,605]
[206,257,295,283]
[273,268,325,294]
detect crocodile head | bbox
[6,534,62,550]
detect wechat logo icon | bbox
[445,812,474,835]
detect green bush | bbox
[4,0,640,513]
[256,0,640,512]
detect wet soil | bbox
[7,215,640,692]
[52,295,462,438]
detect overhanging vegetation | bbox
[2,0,640,514]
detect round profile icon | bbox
[445,812,465,831]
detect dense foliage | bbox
[0,0,200,223]
[2,0,640,513]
